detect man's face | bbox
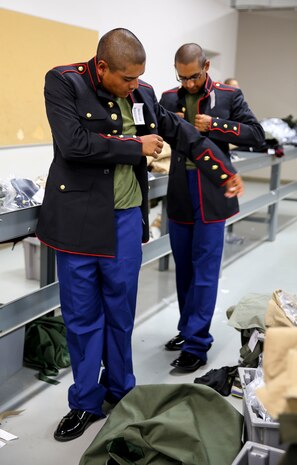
[175,60,209,94]
[97,61,145,98]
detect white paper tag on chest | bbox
[132,103,145,125]
[210,90,215,109]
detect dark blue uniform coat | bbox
[160,74,265,223]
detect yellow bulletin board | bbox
[0,9,98,146]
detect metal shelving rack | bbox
[0,146,296,342]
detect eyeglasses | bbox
[175,69,204,84]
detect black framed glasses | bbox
[175,69,204,84]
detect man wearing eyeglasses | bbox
[160,43,265,372]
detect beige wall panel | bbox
[0,9,98,146]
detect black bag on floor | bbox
[194,365,239,397]
[23,315,70,384]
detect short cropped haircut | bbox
[175,43,207,68]
[96,28,146,72]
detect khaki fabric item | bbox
[227,293,269,331]
[265,289,296,328]
[0,410,24,423]
[80,384,243,465]
[147,141,171,174]
[256,327,297,419]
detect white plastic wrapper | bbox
[0,176,43,213]
[260,118,297,145]
[276,289,297,326]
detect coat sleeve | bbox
[208,89,265,148]
[155,95,237,187]
[44,69,143,166]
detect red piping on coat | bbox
[98,134,141,143]
[195,148,235,178]
[36,236,116,258]
[93,56,102,86]
[162,88,179,95]
[197,75,213,114]
[214,84,235,92]
[209,125,241,136]
[87,60,96,91]
[139,82,153,89]
[60,63,87,75]
[197,170,230,224]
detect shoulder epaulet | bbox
[162,87,179,95]
[53,62,87,75]
[139,81,153,89]
[213,82,235,92]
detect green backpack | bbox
[23,314,70,384]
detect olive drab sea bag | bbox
[23,315,70,384]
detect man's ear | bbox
[96,60,108,79]
[204,60,210,72]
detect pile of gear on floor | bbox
[77,288,297,465]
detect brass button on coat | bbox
[223,124,228,128]
[60,184,66,190]
[220,174,228,179]
[212,164,218,170]
[150,123,156,129]
[86,113,92,118]
[112,129,118,134]
[204,155,210,161]
[233,126,238,130]
[111,113,118,121]
[78,66,84,72]
[182,107,186,113]
[213,122,218,127]
[108,101,114,108]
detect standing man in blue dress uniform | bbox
[36,31,243,441]
[160,43,264,372]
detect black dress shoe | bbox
[54,409,105,442]
[165,333,185,351]
[170,351,206,372]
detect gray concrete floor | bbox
[0,194,296,465]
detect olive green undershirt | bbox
[113,98,142,209]
[185,91,203,170]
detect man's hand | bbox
[175,112,184,119]
[224,174,244,198]
[140,134,164,159]
[194,114,211,132]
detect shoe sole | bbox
[165,346,183,351]
[54,430,87,442]
[53,416,104,442]
[170,362,206,372]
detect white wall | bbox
[0,0,238,179]
[235,10,297,120]
[235,10,297,181]
[1,0,238,97]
